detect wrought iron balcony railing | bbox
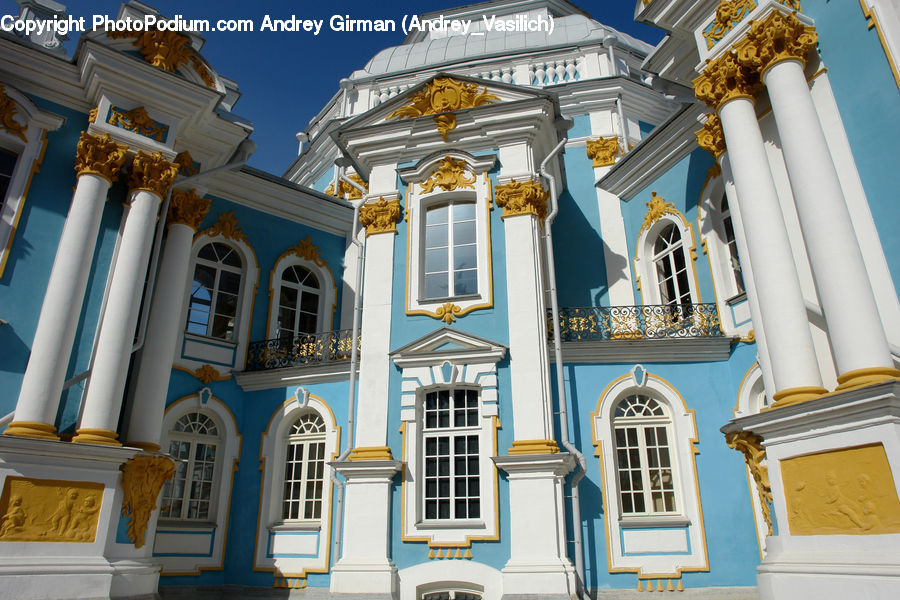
[245,329,361,372]
[550,304,722,342]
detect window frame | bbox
[635,211,700,310]
[266,248,336,341]
[422,200,479,301]
[281,412,327,522]
[159,410,223,522]
[185,241,245,341]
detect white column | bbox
[7,133,127,440]
[763,59,899,389]
[126,192,206,451]
[717,97,826,406]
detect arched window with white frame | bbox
[159,410,222,521]
[282,411,327,521]
[186,241,243,340]
[652,223,692,310]
[267,241,337,342]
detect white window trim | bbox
[0,85,64,279]
[153,393,241,575]
[591,366,708,576]
[266,247,337,338]
[634,211,700,308]
[176,231,259,373]
[399,151,496,319]
[254,391,339,579]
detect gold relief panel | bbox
[0,83,28,143]
[74,132,129,184]
[359,198,403,236]
[493,179,549,220]
[168,189,210,230]
[420,157,476,194]
[0,477,103,543]
[735,11,818,76]
[107,106,169,143]
[781,443,900,535]
[387,77,500,141]
[702,0,757,50]
[585,137,620,167]
[127,151,179,198]
[693,52,763,110]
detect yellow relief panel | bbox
[0,477,104,543]
[781,444,900,535]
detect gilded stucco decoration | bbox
[120,455,175,548]
[639,192,678,234]
[694,51,763,110]
[696,114,727,159]
[88,107,98,124]
[387,77,500,141]
[0,477,103,543]
[436,302,463,324]
[781,443,900,535]
[74,132,129,183]
[168,188,210,230]
[107,106,168,142]
[725,431,773,536]
[127,151,179,198]
[191,364,230,384]
[493,179,550,219]
[585,136,620,167]
[203,210,248,243]
[703,0,757,49]
[359,197,403,236]
[0,83,28,142]
[735,11,818,76]
[420,156,476,193]
[285,235,328,267]
[109,29,215,88]
[174,150,200,176]
[325,173,368,200]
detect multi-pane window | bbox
[720,196,745,295]
[276,265,320,341]
[282,412,326,521]
[652,224,691,309]
[0,148,17,212]
[187,242,243,340]
[160,412,220,520]
[423,201,477,299]
[422,592,483,600]
[613,395,677,515]
[423,389,480,520]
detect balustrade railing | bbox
[550,304,722,342]
[245,329,360,372]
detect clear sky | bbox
[3,0,665,174]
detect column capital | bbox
[127,151,179,198]
[359,197,403,237]
[74,132,128,184]
[167,188,210,230]
[735,10,818,77]
[693,52,763,110]
[493,178,549,220]
[696,113,727,160]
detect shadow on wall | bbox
[552,188,611,306]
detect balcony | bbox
[245,329,361,372]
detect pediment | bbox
[391,327,507,367]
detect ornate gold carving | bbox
[74,132,128,183]
[189,54,216,87]
[696,114,726,159]
[191,364,230,384]
[703,0,757,50]
[0,477,103,542]
[174,150,200,176]
[359,198,403,236]
[127,151,179,198]
[585,136,620,167]
[387,77,500,141]
[639,192,678,234]
[325,173,368,200]
[508,439,560,455]
[781,444,900,535]
[348,446,394,461]
[436,302,463,324]
[0,83,28,143]
[284,235,328,267]
[493,179,549,219]
[168,189,210,230]
[109,29,215,89]
[107,106,168,142]
[693,52,763,110]
[120,455,175,548]
[88,107,98,124]
[420,157,476,193]
[201,210,247,242]
[735,11,818,76]
[725,431,773,536]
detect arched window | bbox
[719,195,745,295]
[276,265,321,340]
[423,200,478,299]
[652,223,691,309]
[282,411,327,521]
[613,394,677,515]
[186,241,243,340]
[159,411,222,520]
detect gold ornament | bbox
[585,136,620,167]
[693,51,763,109]
[168,189,210,230]
[696,114,726,159]
[325,173,368,200]
[702,0,757,49]
[0,477,103,543]
[725,431,772,536]
[107,106,168,142]
[639,192,678,234]
[435,302,463,324]
[88,107,98,124]
[127,151,179,198]
[359,198,403,236]
[420,157,475,193]
[493,179,549,220]
[284,235,328,267]
[74,132,128,183]
[387,77,500,141]
[120,455,175,548]
[735,11,818,76]
[173,150,200,176]
[191,364,229,384]
[202,210,248,242]
[0,83,28,143]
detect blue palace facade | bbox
[0,0,899,598]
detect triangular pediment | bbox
[391,327,507,367]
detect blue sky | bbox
[4,0,664,174]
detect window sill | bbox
[418,293,481,304]
[269,521,322,532]
[415,519,486,530]
[725,291,747,305]
[619,515,691,528]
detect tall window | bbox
[613,394,677,515]
[0,148,16,212]
[160,412,221,521]
[276,265,320,340]
[652,224,691,309]
[423,201,477,299]
[186,242,243,340]
[282,412,326,521]
[423,388,480,520]
[720,195,745,295]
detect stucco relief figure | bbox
[0,477,104,542]
[67,496,101,541]
[48,489,80,536]
[0,495,26,536]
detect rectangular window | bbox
[283,438,325,520]
[615,424,676,514]
[423,202,478,300]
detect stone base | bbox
[501,561,577,599]
[329,560,398,598]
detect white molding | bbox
[553,337,733,363]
